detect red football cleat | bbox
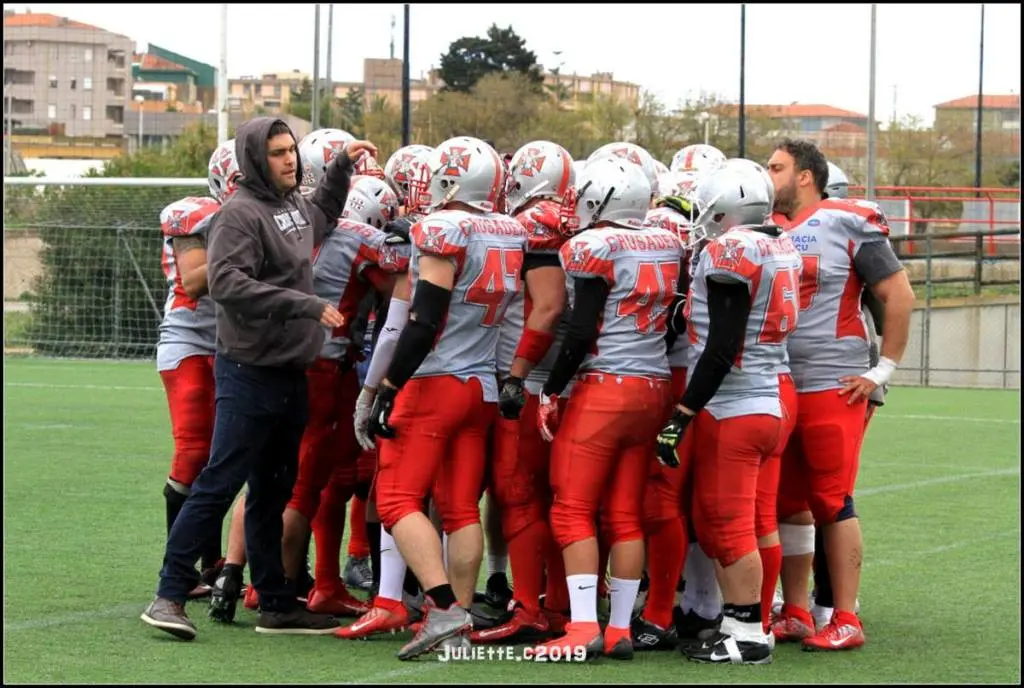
[335,596,409,639]
[802,610,865,651]
[307,585,371,617]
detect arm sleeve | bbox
[363,297,410,389]
[309,152,356,246]
[541,277,611,397]
[853,241,904,287]
[679,279,752,412]
[207,214,323,322]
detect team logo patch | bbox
[564,242,592,272]
[713,237,745,269]
[613,147,643,167]
[418,223,448,252]
[517,147,547,178]
[439,146,472,177]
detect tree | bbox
[996,160,1020,188]
[438,24,543,94]
[6,123,219,357]
[364,95,403,162]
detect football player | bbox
[766,138,914,651]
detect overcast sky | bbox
[10,3,1021,126]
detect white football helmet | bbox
[655,170,701,202]
[653,159,670,176]
[417,136,505,213]
[355,154,387,181]
[826,161,850,199]
[721,158,776,211]
[587,142,659,194]
[670,144,727,175]
[384,145,435,206]
[343,176,400,229]
[208,139,241,203]
[504,140,575,215]
[561,156,651,232]
[298,128,355,187]
[691,164,773,247]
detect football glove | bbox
[367,385,399,441]
[655,409,693,468]
[498,375,527,420]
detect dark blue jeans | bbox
[156,354,308,612]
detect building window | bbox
[84,48,93,62]
[49,75,58,88]
[71,78,77,91]
[84,77,93,91]
[83,106,92,121]
[47,104,57,119]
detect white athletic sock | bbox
[487,554,508,578]
[442,532,450,574]
[682,543,722,620]
[721,614,768,643]
[378,525,407,602]
[566,574,599,623]
[608,576,641,629]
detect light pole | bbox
[134,94,145,151]
[698,111,711,145]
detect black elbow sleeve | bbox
[542,277,609,397]
[384,280,451,389]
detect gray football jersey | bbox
[645,207,693,370]
[686,227,802,420]
[409,209,528,402]
[495,200,572,394]
[561,225,683,379]
[313,218,410,360]
[156,196,220,372]
[772,199,893,392]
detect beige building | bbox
[3,10,134,139]
[228,59,641,114]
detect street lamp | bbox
[134,94,145,151]
[697,111,711,145]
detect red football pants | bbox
[160,354,216,487]
[777,390,868,523]
[376,376,496,534]
[755,374,798,538]
[692,411,781,567]
[287,359,362,522]
[491,392,568,613]
[549,374,671,550]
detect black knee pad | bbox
[835,495,858,522]
[163,481,189,507]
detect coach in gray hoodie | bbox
[142,117,378,641]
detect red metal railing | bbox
[848,185,1020,257]
[846,185,1020,295]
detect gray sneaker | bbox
[141,597,196,641]
[397,602,472,661]
[343,556,373,592]
[254,608,340,635]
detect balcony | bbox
[106,77,126,97]
[10,98,34,115]
[3,68,35,86]
[106,50,127,70]
[105,105,124,124]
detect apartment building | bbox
[3,11,133,138]
[228,59,641,114]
